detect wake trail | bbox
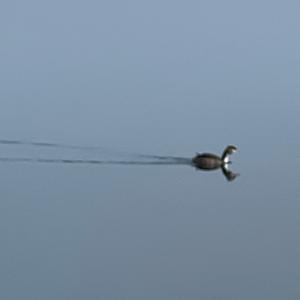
[0,139,107,151]
[0,138,191,162]
[0,157,192,166]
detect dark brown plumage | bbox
[192,145,237,170]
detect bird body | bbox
[192,145,237,170]
[192,153,223,170]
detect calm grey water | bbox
[1,1,300,299]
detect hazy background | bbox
[0,0,299,299]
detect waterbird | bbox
[192,145,237,170]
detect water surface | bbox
[1,0,300,299]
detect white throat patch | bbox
[223,155,230,163]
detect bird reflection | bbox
[191,145,240,181]
[0,139,239,181]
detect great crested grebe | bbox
[192,145,237,170]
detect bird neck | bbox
[221,150,230,163]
